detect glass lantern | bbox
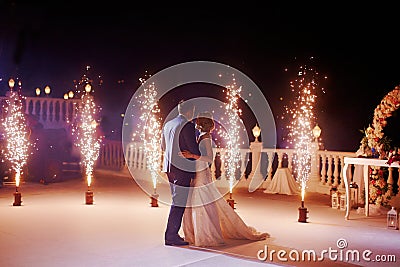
[387,207,398,230]
[349,182,359,209]
[331,192,339,209]
[339,194,346,211]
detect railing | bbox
[97,140,362,195]
[0,96,81,129]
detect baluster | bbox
[265,151,274,182]
[277,151,283,168]
[333,155,340,187]
[326,155,333,186]
[133,144,138,169]
[40,100,44,122]
[287,151,294,171]
[47,100,52,122]
[320,154,327,185]
[138,146,143,170]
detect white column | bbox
[307,141,320,191]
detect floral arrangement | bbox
[356,85,400,158]
[386,148,400,165]
[356,85,400,207]
[365,166,391,207]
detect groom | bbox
[161,99,200,246]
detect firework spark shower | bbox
[285,61,325,205]
[74,83,102,191]
[1,79,30,191]
[222,76,243,196]
[136,78,162,194]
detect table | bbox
[342,157,399,220]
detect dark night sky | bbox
[1,1,400,151]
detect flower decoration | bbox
[356,85,400,207]
[356,85,400,157]
[366,167,391,207]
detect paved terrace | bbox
[0,169,399,267]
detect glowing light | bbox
[1,82,31,188]
[68,90,74,99]
[44,85,51,95]
[36,88,41,96]
[135,78,162,191]
[85,83,92,93]
[63,93,68,100]
[73,84,102,188]
[221,76,242,194]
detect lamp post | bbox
[8,78,15,92]
[63,93,69,100]
[35,87,41,96]
[44,85,51,96]
[252,123,261,142]
[68,90,74,99]
[308,124,322,192]
[312,124,321,143]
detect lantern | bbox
[331,191,339,209]
[387,207,398,230]
[349,182,359,209]
[252,124,261,142]
[312,124,321,142]
[339,193,346,211]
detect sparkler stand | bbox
[298,200,308,223]
[85,188,94,205]
[150,193,159,207]
[227,192,236,209]
[13,187,22,206]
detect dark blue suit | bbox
[161,114,200,242]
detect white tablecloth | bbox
[264,168,300,195]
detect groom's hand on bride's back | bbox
[178,150,193,159]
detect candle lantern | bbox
[339,193,346,211]
[349,182,359,209]
[387,207,398,230]
[331,191,339,209]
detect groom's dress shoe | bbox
[165,239,189,246]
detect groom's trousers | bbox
[165,172,193,241]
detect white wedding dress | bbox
[183,134,269,247]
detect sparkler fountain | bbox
[135,78,162,207]
[2,78,31,206]
[285,63,323,222]
[222,77,243,209]
[74,83,101,205]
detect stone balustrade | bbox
[100,140,366,195]
[0,96,80,129]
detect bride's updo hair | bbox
[196,112,215,133]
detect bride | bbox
[179,112,269,247]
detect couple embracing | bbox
[161,100,269,247]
